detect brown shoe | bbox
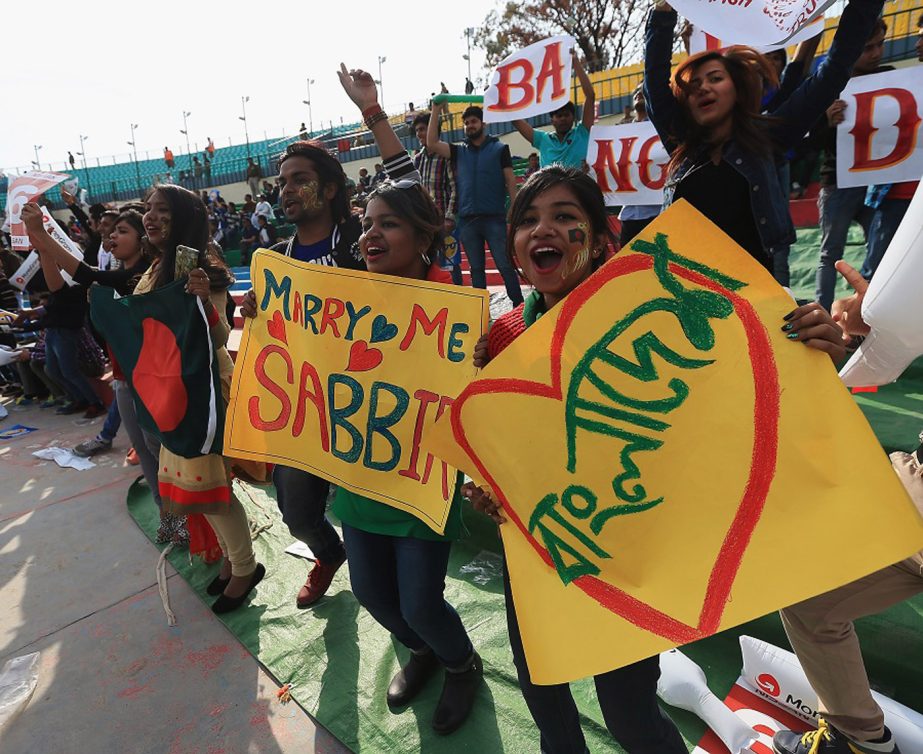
[296,552,346,608]
[83,403,107,419]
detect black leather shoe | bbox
[206,573,231,596]
[432,652,483,735]
[387,649,439,708]
[211,563,265,614]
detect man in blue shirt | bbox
[428,103,523,304]
[511,51,596,170]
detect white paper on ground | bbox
[0,652,40,729]
[284,541,316,561]
[32,446,96,471]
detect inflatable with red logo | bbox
[740,636,923,751]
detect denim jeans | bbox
[503,562,686,754]
[99,384,122,442]
[861,198,911,281]
[772,245,792,288]
[43,327,102,406]
[273,465,345,565]
[115,380,162,508]
[342,524,473,668]
[458,215,524,305]
[815,186,874,311]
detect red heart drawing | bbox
[347,340,383,372]
[267,310,288,346]
[449,254,780,644]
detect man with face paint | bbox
[240,139,365,609]
[511,50,596,170]
[428,103,524,305]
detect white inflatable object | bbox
[658,649,757,753]
[840,184,923,387]
[739,636,923,750]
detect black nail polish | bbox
[783,311,795,321]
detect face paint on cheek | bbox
[562,222,591,280]
[299,180,324,210]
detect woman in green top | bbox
[335,64,482,736]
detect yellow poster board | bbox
[226,250,489,533]
[428,201,923,684]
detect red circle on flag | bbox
[134,318,188,432]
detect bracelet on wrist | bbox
[362,104,383,119]
[364,111,389,129]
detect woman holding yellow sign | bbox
[334,63,482,735]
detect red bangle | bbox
[362,104,383,119]
[206,306,219,327]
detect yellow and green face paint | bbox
[562,222,591,280]
[298,180,324,211]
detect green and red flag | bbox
[90,280,224,458]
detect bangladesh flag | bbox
[90,280,224,458]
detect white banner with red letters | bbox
[671,0,835,48]
[483,35,575,123]
[687,15,823,55]
[836,68,923,189]
[587,122,670,206]
[5,171,69,250]
[9,207,84,291]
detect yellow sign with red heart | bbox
[427,201,923,683]
[226,250,489,533]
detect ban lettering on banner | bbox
[225,250,489,534]
[428,200,923,684]
[587,122,669,206]
[835,68,923,189]
[5,171,69,250]
[483,35,574,124]
[670,0,835,47]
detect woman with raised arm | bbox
[644,0,883,306]
[334,63,483,735]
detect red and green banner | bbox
[90,280,224,458]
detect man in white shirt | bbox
[251,195,274,228]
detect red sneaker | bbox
[296,552,346,608]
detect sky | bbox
[2,0,498,173]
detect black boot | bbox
[432,652,483,735]
[387,649,439,708]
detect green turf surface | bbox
[127,225,923,751]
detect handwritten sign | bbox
[483,35,575,124]
[5,171,69,250]
[9,207,85,291]
[588,122,669,206]
[225,250,489,533]
[428,200,923,683]
[687,15,823,54]
[835,68,923,189]
[671,0,835,48]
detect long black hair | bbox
[507,166,616,272]
[145,184,233,292]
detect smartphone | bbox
[175,245,201,278]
